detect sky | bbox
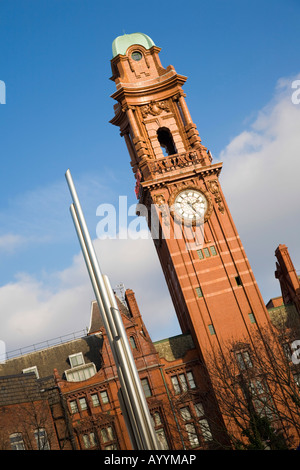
[0,0,300,355]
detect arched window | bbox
[129,336,137,349]
[157,127,177,156]
[10,433,25,450]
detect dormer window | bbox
[23,366,39,379]
[65,352,96,382]
[69,352,84,368]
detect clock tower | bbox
[109,32,272,366]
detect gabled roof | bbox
[88,296,131,335]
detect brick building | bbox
[0,289,224,450]
[0,33,300,450]
[0,248,300,450]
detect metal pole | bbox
[69,202,142,450]
[104,275,159,448]
[103,276,158,449]
[65,169,159,450]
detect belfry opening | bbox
[157,127,177,156]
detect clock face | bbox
[173,189,208,223]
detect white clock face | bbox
[173,189,208,222]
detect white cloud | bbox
[0,233,179,354]
[219,73,300,300]
[93,236,179,340]
[0,267,92,353]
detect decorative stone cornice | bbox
[110,73,187,105]
[141,159,223,190]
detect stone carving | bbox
[152,194,165,206]
[151,151,203,174]
[152,194,170,226]
[206,179,219,195]
[140,100,170,119]
[207,179,224,214]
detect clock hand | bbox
[187,202,198,214]
[186,202,203,218]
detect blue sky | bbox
[0,0,300,353]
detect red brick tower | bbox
[275,244,300,315]
[109,33,272,363]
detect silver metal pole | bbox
[70,202,146,448]
[118,387,138,449]
[65,169,159,450]
[105,311,156,448]
[69,204,113,343]
[69,203,143,450]
[65,170,116,330]
[103,275,159,449]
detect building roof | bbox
[0,333,103,380]
[88,296,131,335]
[266,296,284,309]
[268,303,299,329]
[0,295,129,380]
[0,291,197,398]
[154,333,195,362]
[112,32,155,58]
[0,372,42,406]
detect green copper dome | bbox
[112,32,155,58]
